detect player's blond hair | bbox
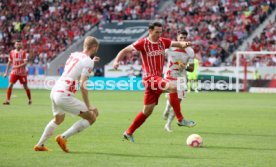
[83,36,99,50]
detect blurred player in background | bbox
[187,56,200,93]
[3,39,32,105]
[163,30,195,132]
[113,21,196,143]
[34,36,100,152]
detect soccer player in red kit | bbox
[3,39,32,105]
[113,22,196,142]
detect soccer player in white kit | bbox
[34,36,100,152]
[163,30,195,132]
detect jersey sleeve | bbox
[81,58,95,77]
[165,48,172,52]
[161,37,172,49]
[165,48,171,58]
[185,47,195,64]
[131,38,144,51]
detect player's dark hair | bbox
[148,21,163,30]
[177,30,188,36]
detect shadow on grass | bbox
[206,145,276,151]
[197,131,276,138]
[70,151,216,160]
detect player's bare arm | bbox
[3,61,11,78]
[171,41,191,49]
[80,74,98,117]
[113,45,135,69]
[80,75,92,110]
[177,62,187,71]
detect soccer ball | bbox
[186,134,203,147]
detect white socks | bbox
[165,98,181,126]
[166,109,175,125]
[164,100,171,116]
[37,120,58,147]
[61,119,90,139]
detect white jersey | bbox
[165,47,194,80]
[52,52,94,95]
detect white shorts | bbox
[169,78,187,99]
[50,92,88,116]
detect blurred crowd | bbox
[158,0,275,67]
[0,0,275,69]
[246,19,275,52]
[233,17,276,67]
[0,0,159,66]
[234,53,276,68]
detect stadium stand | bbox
[246,19,275,52]
[0,0,160,65]
[0,0,275,71]
[231,16,275,67]
[158,0,275,66]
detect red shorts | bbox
[143,76,169,105]
[9,73,28,84]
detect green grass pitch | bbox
[0,90,276,167]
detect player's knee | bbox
[169,85,177,93]
[8,84,14,89]
[143,110,152,117]
[87,114,96,125]
[86,109,98,125]
[143,105,154,116]
[23,85,29,89]
[92,107,99,118]
[54,115,65,125]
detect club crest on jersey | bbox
[148,50,165,57]
[159,43,164,49]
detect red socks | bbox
[126,92,185,135]
[6,87,31,102]
[25,88,31,100]
[168,92,184,122]
[6,87,12,101]
[126,112,148,135]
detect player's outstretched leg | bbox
[164,109,175,132]
[169,96,196,128]
[163,99,171,120]
[177,119,197,127]
[194,79,199,93]
[3,84,13,105]
[23,84,32,105]
[123,104,154,143]
[123,112,148,143]
[123,131,135,143]
[55,135,69,153]
[3,101,10,105]
[56,108,98,152]
[34,115,64,151]
[34,145,49,151]
[167,84,196,128]
[187,80,191,93]
[168,92,184,122]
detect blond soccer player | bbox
[34,36,100,152]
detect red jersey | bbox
[132,37,171,78]
[9,49,27,75]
